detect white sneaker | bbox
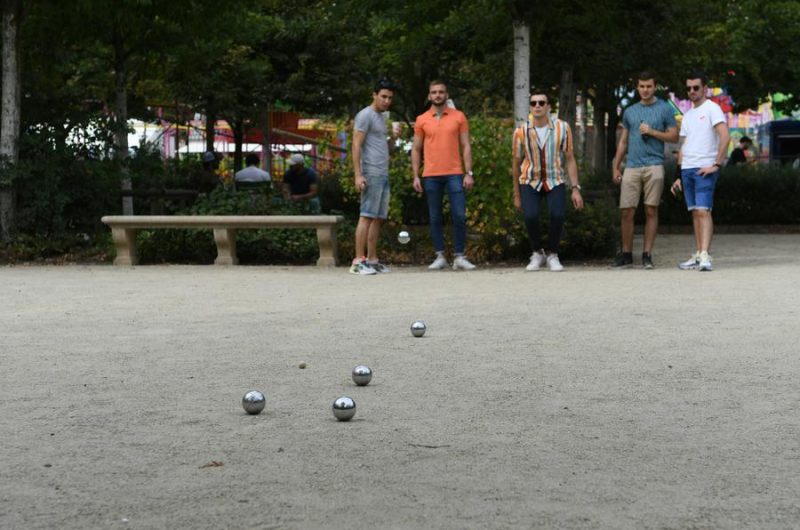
[525,251,546,271]
[369,261,391,273]
[349,259,377,275]
[453,256,477,270]
[678,252,700,270]
[428,255,448,270]
[698,251,713,271]
[546,253,564,272]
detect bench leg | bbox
[316,225,338,267]
[111,227,139,266]
[213,228,239,265]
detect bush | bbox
[136,188,356,265]
[660,165,800,226]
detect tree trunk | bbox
[113,25,133,215]
[591,86,608,171]
[0,0,22,242]
[232,119,244,172]
[261,104,271,175]
[205,98,215,153]
[606,97,620,170]
[512,21,530,126]
[558,67,577,132]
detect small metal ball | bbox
[397,231,411,244]
[352,365,373,386]
[332,396,356,421]
[242,390,266,415]
[410,320,426,337]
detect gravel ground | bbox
[2,234,799,530]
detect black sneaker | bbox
[642,253,654,270]
[611,253,633,268]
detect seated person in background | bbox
[198,151,222,193]
[727,136,752,166]
[235,153,271,184]
[282,153,321,213]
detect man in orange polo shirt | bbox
[411,80,476,270]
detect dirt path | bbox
[2,234,799,529]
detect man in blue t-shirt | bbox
[611,71,678,269]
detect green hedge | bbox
[659,164,800,226]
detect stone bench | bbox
[101,215,344,267]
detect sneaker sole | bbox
[610,263,633,269]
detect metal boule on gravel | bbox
[332,396,356,421]
[352,365,373,386]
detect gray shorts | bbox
[360,174,390,219]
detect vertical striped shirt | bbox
[512,118,573,191]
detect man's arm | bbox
[512,131,522,210]
[671,138,685,196]
[714,122,730,166]
[612,127,629,184]
[566,148,583,210]
[411,134,424,193]
[460,130,474,190]
[640,125,679,144]
[352,129,367,192]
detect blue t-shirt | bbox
[622,99,677,167]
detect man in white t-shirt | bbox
[235,154,271,183]
[670,72,730,271]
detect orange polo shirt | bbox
[414,107,469,177]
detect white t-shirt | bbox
[534,125,549,148]
[235,165,271,182]
[679,99,726,169]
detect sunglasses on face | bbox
[686,85,702,92]
[530,100,548,107]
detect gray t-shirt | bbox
[354,106,389,177]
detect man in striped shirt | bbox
[512,90,584,272]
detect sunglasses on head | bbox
[530,100,548,107]
[686,85,702,92]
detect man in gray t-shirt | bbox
[349,79,396,275]
[611,71,678,269]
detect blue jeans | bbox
[520,184,566,254]
[423,175,467,254]
[681,168,719,211]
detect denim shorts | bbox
[682,168,720,211]
[360,174,390,219]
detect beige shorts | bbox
[619,165,664,209]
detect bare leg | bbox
[354,216,371,260]
[620,208,635,252]
[643,205,659,254]
[697,209,714,252]
[366,218,382,262]
[692,210,703,253]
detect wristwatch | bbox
[466,171,474,177]
[714,163,722,168]
[573,184,582,191]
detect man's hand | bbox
[571,189,584,210]
[670,179,683,196]
[639,122,652,136]
[463,173,474,190]
[413,176,423,193]
[354,175,367,192]
[697,165,718,176]
[613,167,622,185]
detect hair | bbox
[529,88,549,103]
[245,154,260,167]
[687,70,708,86]
[373,78,396,93]
[429,79,447,91]
[740,136,752,144]
[637,71,657,84]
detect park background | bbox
[1,0,799,265]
